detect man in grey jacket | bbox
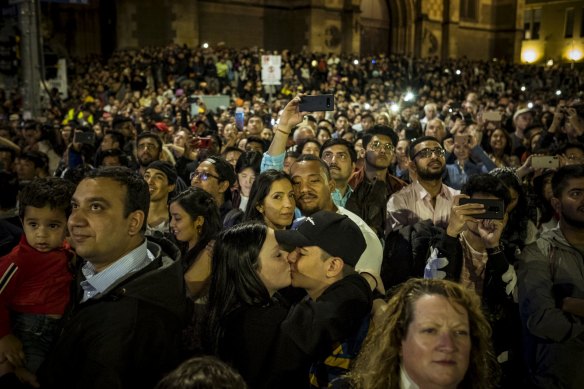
[518,164,584,389]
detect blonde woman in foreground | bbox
[347,278,499,389]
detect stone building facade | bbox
[35,0,571,64]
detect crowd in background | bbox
[0,44,583,389]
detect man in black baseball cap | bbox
[275,210,366,299]
[274,210,371,387]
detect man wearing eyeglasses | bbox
[346,125,406,237]
[190,156,236,223]
[386,136,459,234]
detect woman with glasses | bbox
[190,156,237,223]
[243,170,296,230]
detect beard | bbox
[138,154,156,167]
[416,164,445,181]
[562,210,584,229]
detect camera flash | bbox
[556,90,562,96]
[202,43,209,49]
[520,86,526,92]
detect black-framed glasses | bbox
[412,147,446,159]
[368,140,395,152]
[322,151,349,162]
[190,171,220,181]
[137,143,158,151]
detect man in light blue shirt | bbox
[261,98,354,208]
[320,138,355,208]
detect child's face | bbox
[23,206,68,252]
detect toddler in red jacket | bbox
[0,177,75,384]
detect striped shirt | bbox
[80,241,154,302]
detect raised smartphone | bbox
[299,95,335,112]
[459,198,505,220]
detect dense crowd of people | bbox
[0,44,583,388]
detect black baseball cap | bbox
[146,161,177,185]
[275,211,365,267]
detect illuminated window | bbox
[460,0,478,21]
[524,9,541,40]
[565,8,574,38]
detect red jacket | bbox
[0,235,74,337]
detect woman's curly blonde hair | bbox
[349,278,499,389]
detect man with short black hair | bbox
[347,125,406,237]
[275,210,373,387]
[0,146,16,173]
[518,164,584,388]
[290,155,383,291]
[247,114,264,136]
[96,148,128,167]
[136,132,163,175]
[360,113,375,132]
[144,161,177,236]
[15,151,49,185]
[245,135,266,153]
[320,139,356,207]
[38,167,187,389]
[386,136,459,233]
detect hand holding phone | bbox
[532,155,560,169]
[483,111,502,122]
[235,108,245,131]
[194,137,212,149]
[73,131,95,146]
[298,95,335,112]
[459,198,505,220]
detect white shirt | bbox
[337,206,383,287]
[386,180,459,234]
[400,365,420,389]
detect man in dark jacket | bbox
[219,211,373,389]
[277,211,373,388]
[347,125,406,237]
[37,167,188,389]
